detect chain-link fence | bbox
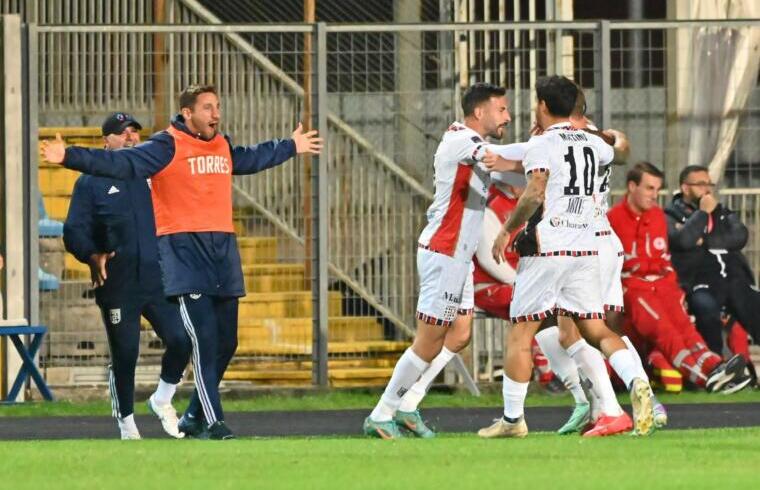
[3,2,759,389]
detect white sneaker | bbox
[117,418,142,440]
[147,394,185,439]
[477,416,528,439]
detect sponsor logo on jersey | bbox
[653,237,666,250]
[549,216,589,230]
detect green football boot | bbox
[363,417,404,439]
[394,410,436,439]
[557,402,591,435]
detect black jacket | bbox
[664,193,754,291]
[64,174,163,307]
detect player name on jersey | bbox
[558,132,588,142]
[187,155,231,175]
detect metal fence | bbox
[10,12,760,389]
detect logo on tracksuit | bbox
[109,308,121,325]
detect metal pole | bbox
[302,0,315,290]
[596,20,611,130]
[311,21,329,387]
[152,0,168,131]
[513,1,522,138]
[629,0,644,88]
[1,14,27,400]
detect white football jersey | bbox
[584,123,615,234]
[418,122,527,262]
[521,122,614,254]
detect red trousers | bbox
[623,279,721,386]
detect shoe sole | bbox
[720,375,753,395]
[706,357,746,392]
[630,380,654,436]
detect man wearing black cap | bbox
[63,112,192,440]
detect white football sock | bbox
[535,327,588,405]
[153,378,178,406]
[579,371,603,420]
[567,339,622,417]
[370,348,430,422]
[608,348,641,390]
[117,414,139,434]
[399,347,456,412]
[502,375,529,420]
[621,335,650,383]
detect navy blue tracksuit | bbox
[63,115,297,425]
[64,174,192,418]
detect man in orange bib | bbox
[42,84,322,439]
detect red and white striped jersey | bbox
[417,122,491,261]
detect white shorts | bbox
[416,248,474,326]
[597,231,624,312]
[509,254,604,322]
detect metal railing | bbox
[12,9,760,386]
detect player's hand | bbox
[292,122,324,155]
[605,128,630,155]
[699,193,718,214]
[482,149,521,173]
[41,132,67,165]
[88,251,115,288]
[492,229,511,264]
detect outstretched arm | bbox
[231,123,323,175]
[42,132,174,179]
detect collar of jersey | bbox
[545,122,573,131]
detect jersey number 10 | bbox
[563,146,597,196]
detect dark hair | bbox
[461,83,506,116]
[179,84,218,110]
[572,85,587,117]
[678,165,709,185]
[626,161,665,185]
[535,76,578,117]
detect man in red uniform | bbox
[607,162,750,393]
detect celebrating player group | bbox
[364,75,666,440]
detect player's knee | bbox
[411,340,443,363]
[444,330,471,353]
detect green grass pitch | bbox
[1,428,758,489]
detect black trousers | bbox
[686,278,760,355]
[176,294,239,426]
[101,295,192,418]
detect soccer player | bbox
[478,76,654,439]
[64,112,192,440]
[481,92,660,436]
[363,83,525,439]
[42,84,322,439]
